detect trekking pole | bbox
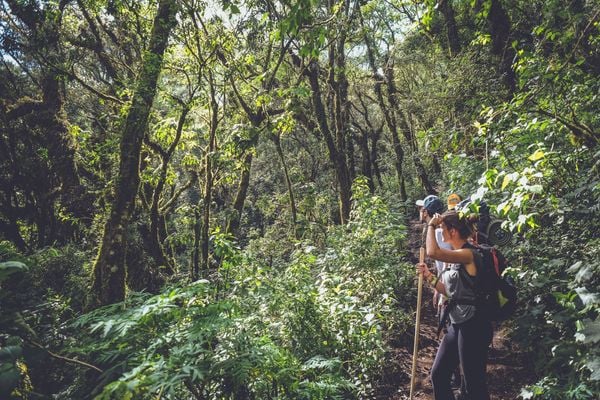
[409,241,426,399]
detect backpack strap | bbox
[490,248,500,276]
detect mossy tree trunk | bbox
[439,0,461,57]
[89,0,178,307]
[4,0,92,245]
[306,60,352,224]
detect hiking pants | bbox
[431,313,493,400]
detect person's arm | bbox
[416,262,447,294]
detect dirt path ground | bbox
[376,219,534,399]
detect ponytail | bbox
[441,210,479,239]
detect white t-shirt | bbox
[435,228,452,276]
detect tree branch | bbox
[26,339,103,373]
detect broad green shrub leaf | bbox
[528,149,545,161]
[0,261,28,282]
[575,287,599,306]
[575,318,600,345]
[0,345,22,362]
[0,363,20,397]
[586,358,600,381]
[567,261,596,284]
[301,356,341,371]
[567,261,583,274]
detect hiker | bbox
[415,195,449,316]
[444,193,464,391]
[416,210,493,400]
[447,193,462,211]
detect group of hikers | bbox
[414,193,503,400]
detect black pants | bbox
[431,314,493,400]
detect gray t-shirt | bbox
[441,250,481,324]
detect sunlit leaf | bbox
[575,287,599,306]
[575,318,600,344]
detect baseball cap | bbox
[456,199,471,211]
[447,193,462,210]
[416,195,444,215]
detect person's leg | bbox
[431,324,460,400]
[451,365,461,389]
[457,316,493,400]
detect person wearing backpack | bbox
[416,210,493,400]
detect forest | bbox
[0,0,598,399]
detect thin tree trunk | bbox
[191,207,201,281]
[362,22,407,200]
[476,0,516,93]
[307,60,352,224]
[384,65,436,195]
[370,127,384,189]
[89,0,178,308]
[226,152,253,236]
[438,0,461,57]
[357,128,375,193]
[272,132,298,236]
[201,76,219,273]
[148,105,190,274]
[223,77,264,238]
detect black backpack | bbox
[437,243,517,335]
[464,243,517,321]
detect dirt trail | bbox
[376,220,533,399]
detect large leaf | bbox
[0,363,20,398]
[575,287,599,306]
[586,357,600,381]
[0,261,28,282]
[575,318,600,345]
[0,345,22,362]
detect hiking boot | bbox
[451,371,461,389]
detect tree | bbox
[0,0,93,247]
[90,0,179,307]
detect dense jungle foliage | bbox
[0,0,598,398]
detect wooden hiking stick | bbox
[409,228,426,399]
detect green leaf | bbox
[528,184,543,194]
[575,287,599,306]
[576,318,600,344]
[0,261,28,282]
[501,174,512,189]
[520,387,534,399]
[0,345,22,362]
[102,319,115,337]
[566,261,583,274]
[574,265,594,283]
[586,358,600,381]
